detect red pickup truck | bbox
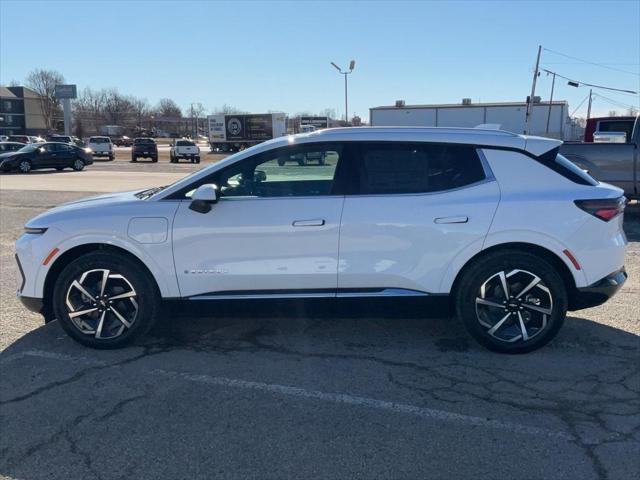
[583,116,636,142]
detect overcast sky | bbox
[1,0,638,119]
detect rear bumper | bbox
[570,267,627,310]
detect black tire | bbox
[454,249,567,354]
[195,156,200,163]
[56,166,65,171]
[131,156,137,162]
[152,156,158,163]
[108,154,114,161]
[52,251,161,349]
[18,159,32,174]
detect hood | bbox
[25,189,146,229]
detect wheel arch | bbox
[449,242,581,311]
[42,243,160,321]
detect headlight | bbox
[24,226,48,234]
[84,148,93,153]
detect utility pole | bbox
[586,89,593,120]
[524,45,542,135]
[545,71,556,135]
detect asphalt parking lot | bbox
[0,173,639,479]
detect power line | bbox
[592,92,639,111]
[540,69,638,95]
[543,47,640,76]
[570,93,591,117]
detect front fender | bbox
[34,233,180,299]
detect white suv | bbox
[87,136,114,161]
[15,127,627,352]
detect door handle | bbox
[292,219,326,227]
[434,216,468,224]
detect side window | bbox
[53,144,72,152]
[216,143,343,198]
[357,143,486,195]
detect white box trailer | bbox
[208,113,287,152]
[370,101,574,140]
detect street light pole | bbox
[331,60,355,125]
[525,45,542,135]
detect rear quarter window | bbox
[538,149,598,186]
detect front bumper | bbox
[571,268,627,310]
[20,295,44,314]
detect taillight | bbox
[574,197,626,222]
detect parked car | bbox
[46,135,85,147]
[113,136,133,147]
[7,135,31,144]
[0,141,26,153]
[170,139,200,163]
[0,142,93,173]
[87,136,115,160]
[561,116,638,198]
[15,127,627,352]
[131,137,158,162]
[0,135,8,142]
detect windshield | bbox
[17,144,40,153]
[134,138,154,145]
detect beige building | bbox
[0,86,48,135]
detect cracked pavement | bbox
[1,189,639,480]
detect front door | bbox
[338,142,500,295]
[172,142,347,298]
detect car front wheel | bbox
[72,159,85,171]
[18,159,32,173]
[52,251,161,349]
[455,250,567,353]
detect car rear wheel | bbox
[18,159,32,173]
[72,159,85,171]
[455,250,567,353]
[52,251,161,349]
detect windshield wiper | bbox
[135,185,167,199]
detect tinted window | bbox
[357,143,486,194]
[53,143,74,152]
[555,153,598,186]
[90,137,110,144]
[134,138,155,145]
[176,140,195,146]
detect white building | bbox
[370,100,582,140]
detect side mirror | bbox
[189,184,219,214]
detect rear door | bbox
[337,142,500,295]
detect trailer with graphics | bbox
[208,113,287,152]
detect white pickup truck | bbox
[170,139,200,163]
[87,136,114,161]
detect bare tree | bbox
[25,68,65,130]
[213,104,246,115]
[156,98,182,118]
[628,106,639,116]
[131,97,150,126]
[103,88,135,125]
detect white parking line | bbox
[3,349,571,439]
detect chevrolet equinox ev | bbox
[16,127,628,353]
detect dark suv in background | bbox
[132,138,158,162]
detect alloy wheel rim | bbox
[475,269,553,343]
[74,159,84,170]
[65,269,138,339]
[19,161,30,172]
